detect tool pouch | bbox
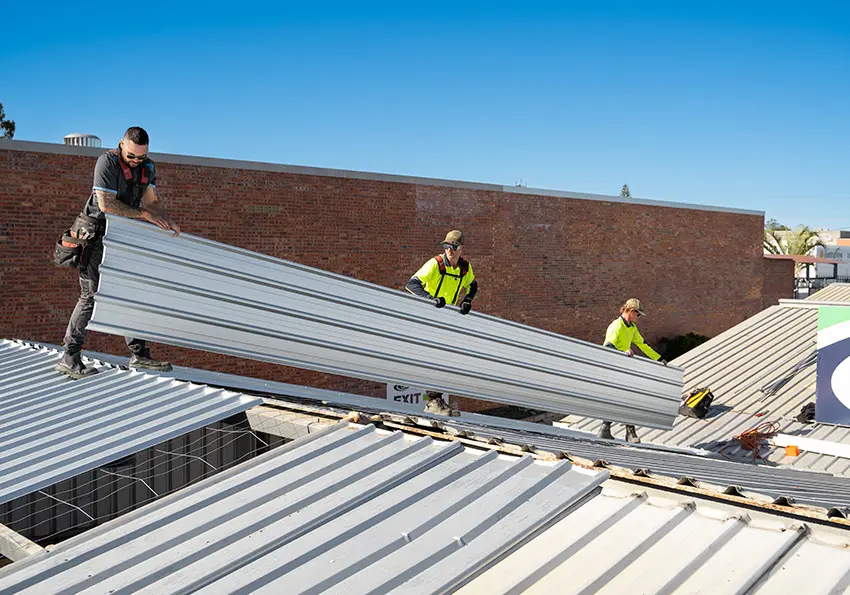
[53,233,84,268]
[69,214,103,242]
[53,214,103,269]
[678,387,714,419]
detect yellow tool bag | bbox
[679,387,714,419]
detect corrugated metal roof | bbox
[458,486,850,594]
[445,418,850,511]
[3,421,849,594]
[61,339,850,511]
[563,411,850,474]
[9,341,680,449]
[0,422,607,594]
[87,215,682,428]
[674,305,816,417]
[807,283,850,303]
[0,339,261,505]
[559,301,850,475]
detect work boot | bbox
[625,425,641,444]
[55,350,99,380]
[129,348,173,372]
[424,396,459,417]
[597,421,614,440]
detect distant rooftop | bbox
[764,253,840,265]
[63,133,101,148]
[807,283,850,303]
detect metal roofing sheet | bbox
[9,341,670,449]
[64,339,850,510]
[562,411,850,475]
[458,486,850,594]
[446,418,850,511]
[0,339,261,505]
[673,304,817,418]
[87,215,682,429]
[807,283,850,303]
[0,422,607,594]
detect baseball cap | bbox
[625,298,646,316]
[441,230,464,248]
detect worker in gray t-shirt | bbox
[56,126,181,379]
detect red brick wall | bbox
[762,258,795,308]
[0,144,767,407]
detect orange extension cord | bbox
[720,421,781,463]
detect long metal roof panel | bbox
[458,486,850,594]
[53,338,850,511]
[445,418,850,510]
[0,422,607,594]
[88,215,682,428]
[563,409,850,475]
[0,339,261,505]
[50,339,850,510]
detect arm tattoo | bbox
[96,190,143,218]
[141,187,166,216]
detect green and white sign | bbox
[817,306,850,424]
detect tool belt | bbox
[52,214,105,269]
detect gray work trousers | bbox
[63,242,146,355]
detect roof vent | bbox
[63,133,102,148]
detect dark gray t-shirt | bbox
[83,151,157,219]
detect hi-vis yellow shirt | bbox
[412,257,475,305]
[604,316,661,360]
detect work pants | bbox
[63,242,146,355]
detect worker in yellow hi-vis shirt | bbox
[598,298,667,443]
[405,230,479,415]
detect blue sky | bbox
[4,1,849,228]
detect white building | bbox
[816,229,850,278]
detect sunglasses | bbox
[125,151,147,161]
[442,242,461,251]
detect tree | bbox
[765,217,789,231]
[659,332,710,361]
[0,103,14,139]
[764,225,825,273]
[620,184,631,198]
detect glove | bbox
[459,298,472,315]
[660,359,668,366]
[434,297,446,308]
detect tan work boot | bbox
[625,425,641,443]
[597,421,614,440]
[55,350,99,380]
[424,396,459,417]
[129,348,173,372]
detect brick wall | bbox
[762,258,795,308]
[0,142,767,408]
